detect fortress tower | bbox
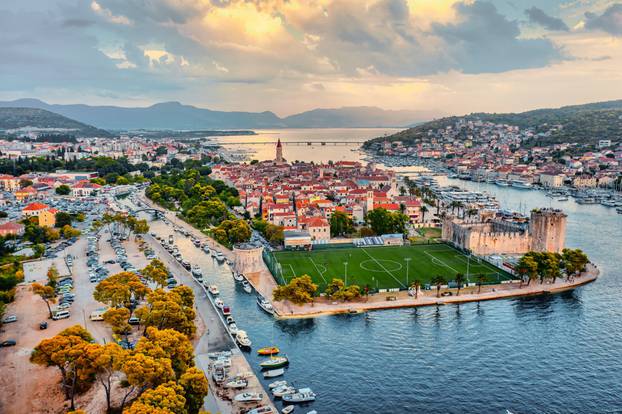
[275,138,283,163]
[529,208,567,253]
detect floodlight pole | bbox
[343,261,348,286]
[405,257,411,287]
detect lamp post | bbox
[343,261,348,286]
[405,257,411,287]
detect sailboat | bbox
[260,355,289,369]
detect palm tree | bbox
[431,275,446,298]
[420,205,428,224]
[411,279,421,299]
[455,273,465,296]
[476,273,486,294]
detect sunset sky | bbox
[3,0,622,117]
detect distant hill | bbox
[0,99,434,130]
[366,99,622,147]
[0,107,110,137]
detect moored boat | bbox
[257,296,275,315]
[263,368,285,378]
[260,356,289,369]
[215,298,224,309]
[228,323,239,335]
[224,378,248,389]
[247,406,274,414]
[242,281,252,294]
[234,392,263,403]
[222,305,231,316]
[236,330,252,348]
[273,385,296,398]
[282,405,295,413]
[282,388,316,403]
[257,346,280,356]
[268,380,287,389]
[208,285,220,295]
[233,272,245,282]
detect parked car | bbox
[0,340,16,347]
[52,310,71,320]
[128,316,140,325]
[39,321,48,330]
[2,315,17,324]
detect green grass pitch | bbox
[273,244,512,290]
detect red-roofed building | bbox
[0,221,25,237]
[72,180,102,197]
[22,202,49,216]
[305,217,330,242]
[15,186,37,201]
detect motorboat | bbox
[212,362,226,383]
[191,265,202,278]
[208,350,232,359]
[236,330,252,348]
[511,180,533,189]
[222,305,231,316]
[247,407,274,414]
[257,346,280,356]
[242,281,252,294]
[257,296,275,315]
[228,323,239,335]
[273,385,296,398]
[282,405,295,414]
[557,197,569,201]
[208,285,220,296]
[233,272,245,282]
[260,356,289,369]
[306,411,317,414]
[263,368,285,378]
[215,356,231,368]
[234,392,263,403]
[224,378,248,389]
[282,388,316,403]
[226,315,235,324]
[268,380,287,389]
[494,179,510,187]
[214,298,224,308]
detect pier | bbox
[216,140,366,146]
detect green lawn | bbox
[273,244,512,290]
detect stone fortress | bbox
[442,208,567,255]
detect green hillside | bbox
[0,107,111,137]
[365,99,622,147]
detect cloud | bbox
[525,6,569,31]
[584,3,622,36]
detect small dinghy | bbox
[257,346,279,356]
[268,380,287,389]
[282,406,295,414]
[263,368,285,378]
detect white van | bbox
[89,309,107,321]
[52,310,71,320]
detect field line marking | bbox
[423,250,460,275]
[307,257,328,285]
[285,264,296,282]
[360,248,406,288]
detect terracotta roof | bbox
[23,202,48,211]
[306,217,329,227]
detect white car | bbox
[57,302,72,310]
[2,315,17,323]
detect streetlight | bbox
[343,261,348,286]
[404,257,411,287]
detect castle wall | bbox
[529,209,567,253]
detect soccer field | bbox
[273,244,512,290]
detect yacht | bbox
[214,298,224,309]
[557,196,569,202]
[257,296,275,315]
[494,179,510,187]
[259,356,289,370]
[273,386,296,398]
[208,285,220,296]
[233,272,245,282]
[282,388,316,403]
[242,281,252,294]
[234,392,263,403]
[263,368,285,378]
[511,180,533,189]
[236,330,252,348]
[228,322,239,335]
[268,380,287,389]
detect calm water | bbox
[185,134,621,413]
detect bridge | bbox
[130,208,165,218]
[214,140,367,146]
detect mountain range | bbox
[0,107,111,137]
[0,99,438,131]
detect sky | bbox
[2,0,622,117]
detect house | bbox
[38,209,56,227]
[72,180,102,197]
[306,217,330,242]
[15,186,37,201]
[0,175,20,192]
[22,202,49,217]
[283,230,312,249]
[0,221,25,237]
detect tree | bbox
[455,273,464,296]
[431,275,446,298]
[476,273,487,294]
[62,225,81,239]
[330,211,354,237]
[86,342,127,413]
[132,219,150,239]
[32,283,56,319]
[55,212,73,228]
[55,184,71,195]
[179,367,209,414]
[142,259,169,287]
[420,205,428,223]
[94,272,150,309]
[516,255,538,286]
[333,285,361,301]
[324,278,345,298]
[124,381,186,414]
[135,287,196,337]
[562,248,589,279]
[120,352,176,411]
[272,275,318,305]
[47,264,59,289]
[366,208,409,235]
[136,327,195,378]
[103,307,132,336]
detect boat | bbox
[268,380,287,389]
[257,296,275,315]
[260,356,289,369]
[207,350,232,359]
[557,196,569,201]
[214,298,224,309]
[228,323,239,335]
[242,281,252,294]
[208,285,220,295]
[210,249,217,257]
[511,180,533,189]
[234,392,263,403]
[191,265,202,278]
[212,362,226,383]
[257,346,280,356]
[273,386,296,398]
[282,405,295,413]
[494,179,510,187]
[617,207,622,214]
[226,315,235,324]
[215,252,225,262]
[222,305,231,316]
[233,272,245,282]
[215,356,231,368]
[236,330,252,348]
[224,378,248,389]
[282,388,316,403]
[263,368,285,378]
[247,406,274,414]
[306,411,317,414]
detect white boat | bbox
[282,406,295,414]
[306,411,317,414]
[234,392,263,402]
[617,207,622,214]
[212,362,226,383]
[495,179,510,187]
[263,368,285,378]
[215,252,225,262]
[236,330,252,348]
[228,323,239,335]
[257,296,275,315]
[247,407,274,414]
[224,378,248,389]
[215,298,224,309]
[208,285,220,295]
[268,380,287,389]
[226,315,235,324]
[233,272,245,282]
[273,386,296,397]
[282,388,316,403]
[207,350,232,359]
[215,356,231,368]
[511,180,533,189]
[242,281,252,294]
[557,197,569,201]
